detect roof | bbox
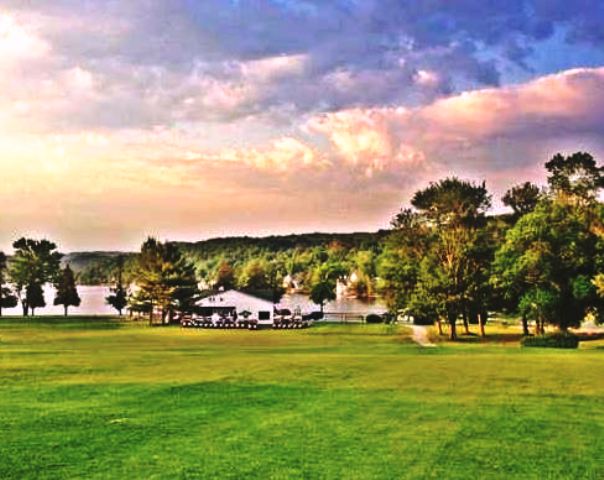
[197,289,275,308]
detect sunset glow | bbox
[1,2,604,250]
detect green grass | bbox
[0,317,602,479]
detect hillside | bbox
[69,231,388,285]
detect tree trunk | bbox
[64,305,68,317]
[535,316,543,335]
[118,308,123,316]
[521,313,529,336]
[437,318,443,335]
[462,311,470,335]
[22,302,28,317]
[448,313,457,341]
[478,312,486,337]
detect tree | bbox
[0,252,17,316]
[310,280,336,314]
[237,259,269,290]
[518,288,559,335]
[9,238,62,316]
[130,238,199,324]
[54,264,81,316]
[492,200,604,332]
[26,283,46,315]
[502,182,541,217]
[410,178,492,340]
[106,255,128,316]
[545,152,603,205]
[377,209,429,320]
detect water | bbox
[2,285,116,316]
[278,293,386,315]
[1,286,386,316]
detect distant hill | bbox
[67,231,389,285]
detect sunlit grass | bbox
[0,317,602,479]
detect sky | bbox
[1,1,604,251]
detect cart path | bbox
[410,324,437,347]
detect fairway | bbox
[0,318,603,479]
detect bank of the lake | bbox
[1,285,386,317]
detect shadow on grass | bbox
[431,332,524,344]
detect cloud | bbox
[300,67,604,202]
[0,3,604,248]
[4,0,603,132]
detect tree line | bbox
[0,239,80,316]
[378,152,604,339]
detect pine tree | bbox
[54,264,81,316]
[106,255,129,316]
[130,238,199,324]
[27,283,46,316]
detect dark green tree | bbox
[26,283,46,315]
[9,238,62,316]
[502,182,541,218]
[54,264,81,316]
[310,280,336,314]
[106,255,128,316]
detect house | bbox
[196,289,275,325]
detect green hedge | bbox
[365,314,384,324]
[521,332,579,349]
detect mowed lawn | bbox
[0,318,602,479]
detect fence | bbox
[322,312,367,323]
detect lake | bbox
[1,286,387,316]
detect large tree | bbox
[492,200,604,332]
[410,178,492,339]
[130,238,199,324]
[54,264,81,316]
[9,238,62,316]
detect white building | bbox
[197,290,275,325]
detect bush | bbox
[521,332,579,349]
[412,315,434,326]
[303,311,323,321]
[365,314,384,324]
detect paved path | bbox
[410,324,437,347]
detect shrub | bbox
[521,332,579,349]
[365,314,384,324]
[412,315,434,326]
